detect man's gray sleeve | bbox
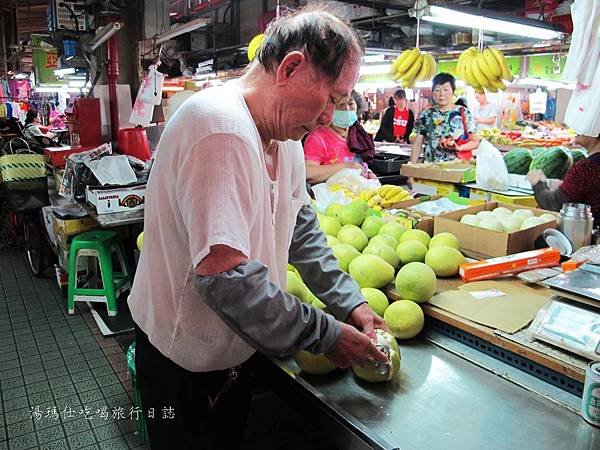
[195,261,341,357]
[288,205,365,322]
[533,181,571,212]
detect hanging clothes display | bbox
[8,79,30,101]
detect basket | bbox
[0,138,48,183]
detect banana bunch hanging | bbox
[456,47,514,93]
[390,48,437,88]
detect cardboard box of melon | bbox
[434,202,557,258]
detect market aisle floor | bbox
[0,248,339,450]
[0,248,147,450]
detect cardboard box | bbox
[53,215,98,236]
[388,195,442,235]
[412,180,459,196]
[434,202,557,258]
[490,193,537,208]
[41,206,57,248]
[400,162,476,183]
[86,184,146,215]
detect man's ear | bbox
[276,51,306,85]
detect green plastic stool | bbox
[67,230,132,316]
[127,342,149,443]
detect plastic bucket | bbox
[117,128,151,161]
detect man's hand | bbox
[406,177,415,189]
[325,322,388,368]
[346,303,387,340]
[527,169,547,187]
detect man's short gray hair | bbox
[257,7,363,81]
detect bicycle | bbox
[0,178,55,277]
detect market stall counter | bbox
[257,332,597,450]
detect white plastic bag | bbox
[476,140,509,191]
[325,168,380,195]
[311,183,352,214]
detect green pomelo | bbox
[360,288,389,317]
[398,229,431,248]
[394,262,436,303]
[396,240,428,265]
[384,300,425,339]
[425,246,465,277]
[337,225,369,252]
[429,232,460,250]
[363,242,400,269]
[378,222,407,242]
[348,254,395,289]
[325,203,344,218]
[361,215,384,239]
[287,271,310,303]
[326,235,339,247]
[319,215,342,237]
[352,329,401,382]
[332,243,361,272]
[338,201,369,226]
[370,234,399,249]
[294,350,337,375]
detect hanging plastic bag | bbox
[311,183,352,214]
[476,139,509,191]
[325,168,380,195]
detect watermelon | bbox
[529,146,573,179]
[503,148,533,175]
[570,148,588,165]
[531,147,547,158]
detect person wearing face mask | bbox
[375,89,415,144]
[527,133,600,226]
[410,73,479,164]
[304,91,377,184]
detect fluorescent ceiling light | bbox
[54,67,76,77]
[359,64,393,76]
[362,54,386,63]
[155,17,211,44]
[423,5,563,40]
[512,77,575,90]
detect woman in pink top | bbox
[304,94,377,184]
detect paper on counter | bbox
[428,280,550,333]
[84,155,137,186]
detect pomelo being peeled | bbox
[352,329,400,382]
[425,245,465,277]
[394,262,436,303]
[349,254,395,289]
[360,287,389,317]
[384,300,424,339]
[294,350,337,375]
[337,225,369,252]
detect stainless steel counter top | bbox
[268,336,599,450]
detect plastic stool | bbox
[127,342,149,443]
[67,230,132,316]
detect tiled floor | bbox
[0,247,147,450]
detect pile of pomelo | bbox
[287,200,465,382]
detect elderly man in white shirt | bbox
[128,6,388,449]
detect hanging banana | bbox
[389,48,437,87]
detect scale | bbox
[542,263,600,303]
